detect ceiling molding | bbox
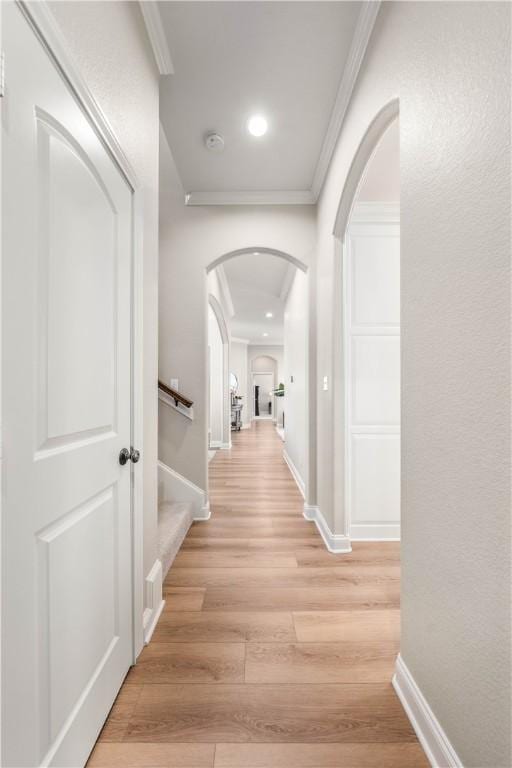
[231,336,250,345]
[310,1,381,201]
[185,189,316,207]
[167,3,380,208]
[280,263,297,304]
[216,265,236,319]
[248,343,284,348]
[139,2,174,76]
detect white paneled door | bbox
[345,207,400,539]
[2,5,134,766]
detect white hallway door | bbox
[345,209,400,539]
[2,5,134,767]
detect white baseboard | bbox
[350,522,400,540]
[158,460,208,520]
[393,654,463,768]
[142,559,165,645]
[240,423,251,430]
[196,499,211,520]
[283,449,305,498]
[303,505,352,553]
[209,439,222,448]
[220,441,232,450]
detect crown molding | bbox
[231,336,250,345]
[139,1,174,76]
[185,189,316,206]
[174,2,380,208]
[248,343,284,348]
[216,265,235,319]
[311,1,381,201]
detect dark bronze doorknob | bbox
[119,447,140,466]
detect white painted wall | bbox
[250,348,284,376]
[159,128,316,492]
[283,270,307,493]
[315,3,511,765]
[208,304,224,446]
[47,1,160,591]
[252,354,278,374]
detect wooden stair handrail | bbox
[158,381,194,409]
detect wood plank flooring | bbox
[88,421,428,767]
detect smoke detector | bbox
[205,132,225,152]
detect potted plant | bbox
[271,383,285,397]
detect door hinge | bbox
[0,52,4,98]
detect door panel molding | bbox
[16,0,145,661]
[18,1,138,189]
[344,207,401,541]
[2,4,145,766]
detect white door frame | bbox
[5,1,145,668]
[252,371,276,420]
[343,205,400,540]
[208,294,230,449]
[205,249,314,511]
[331,99,399,541]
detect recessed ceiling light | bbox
[248,115,268,137]
[265,312,273,318]
[263,332,269,337]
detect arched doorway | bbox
[205,247,313,513]
[207,246,308,275]
[332,99,400,542]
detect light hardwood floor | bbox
[88,421,428,768]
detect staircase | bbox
[157,383,207,577]
[158,500,194,578]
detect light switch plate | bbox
[170,378,179,390]
[323,376,328,391]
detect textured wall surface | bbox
[316,3,511,765]
[48,2,160,584]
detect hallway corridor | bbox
[88,422,428,767]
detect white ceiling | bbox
[157,1,370,205]
[221,252,295,344]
